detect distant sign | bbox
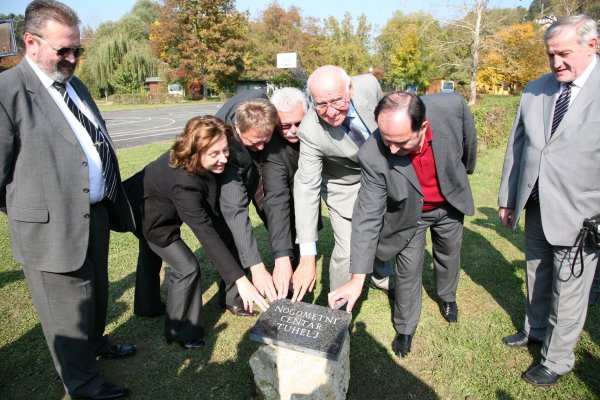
[276,52,298,69]
[0,21,17,58]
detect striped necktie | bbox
[550,82,572,136]
[53,81,118,202]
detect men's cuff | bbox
[274,250,294,259]
[299,242,317,256]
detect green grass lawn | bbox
[0,143,598,399]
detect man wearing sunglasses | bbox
[260,87,316,300]
[292,65,394,302]
[0,1,136,399]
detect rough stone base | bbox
[249,336,350,400]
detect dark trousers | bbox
[393,203,464,335]
[133,237,164,317]
[22,203,111,397]
[147,240,204,341]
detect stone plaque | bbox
[250,299,351,361]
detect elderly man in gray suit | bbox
[0,1,135,399]
[292,65,393,301]
[498,14,599,386]
[329,91,476,358]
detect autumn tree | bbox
[243,2,325,87]
[150,0,247,96]
[479,22,547,91]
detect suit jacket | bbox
[294,74,383,244]
[124,152,244,285]
[0,59,134,273]
[498,59,600,245]
[351,93,477,274]
[216,90,269,268]
[260,132,300,257]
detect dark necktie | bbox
[550,82,572,136]
[342,116,365,147]
[530,82,573,203]
[53,81,118,202]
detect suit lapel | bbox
[311,110,359,160]
[390,153,422,195]
[20,61,79,146]
[543,77,560,142]
[549,60,600,143]
[351,96,377,134]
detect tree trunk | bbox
[469,0,487,106]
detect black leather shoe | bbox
[166,337,205,349]
[77,382,129,400]
[502,331,542,348]
[220,303,257,317]
[368,280,394,300]
[440,301,458,323]
[392,333,412,358]
[521,364,562,386]
[97,343,136,359]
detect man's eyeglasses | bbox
[280,121,301,131]
[34,34,85,58]
[312,96,348,112]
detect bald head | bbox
[307,65,353,127]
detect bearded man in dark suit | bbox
[0,1,136,399]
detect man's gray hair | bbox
[545,14,598,44]
[270,87,308,113]
[25,0,80,36]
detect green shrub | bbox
[470,95,520,150]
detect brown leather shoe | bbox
[224,304,257,317]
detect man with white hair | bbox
[261,87,310,299]
[498,14,600,386]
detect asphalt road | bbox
[104,103,224,149]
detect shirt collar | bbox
[347,101,358,119]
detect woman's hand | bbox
[235,275,270,312]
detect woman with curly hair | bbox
[125,115,268,349]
